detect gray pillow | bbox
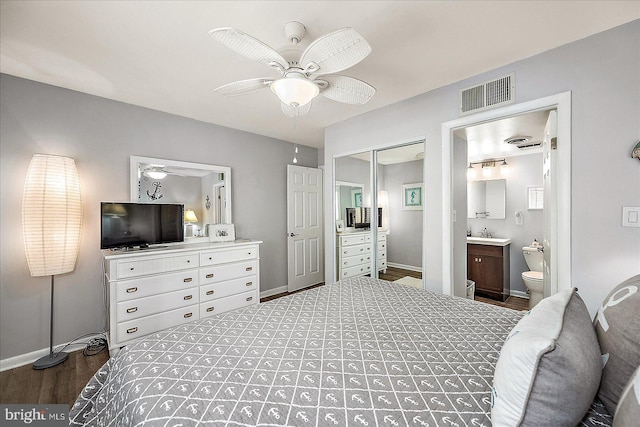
[492,288,602,426]
[613,365,640,427]
[594,274,640,414]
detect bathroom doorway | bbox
[455,110,549,308]
[442,92,572,302]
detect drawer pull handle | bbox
[184,313,193,318]
[246,296,253,302]
[126,287,137,293]
[184,295,193,300]
[246,282,253,286]
[184,277,193,283]
[206,290,214,295]
[130,267,135,271]
[126,307,138,313]
[208,257,213,260]
[344,251,348,254]
[206,307,214,312]
[360,248,363,252]
[127,327,138,334]
[245,267,253,272]
[206,273,214,278]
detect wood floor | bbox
[1,269,527,408]
[0,349,109,407]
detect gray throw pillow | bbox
[492,288,602,426]
[594,274,640,414]
[613,365,640,427]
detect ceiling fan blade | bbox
[209,27,289,71]
[317,75,376,104]
[214,78,273,96]
[300,28,372,75]
[281,102,312,118]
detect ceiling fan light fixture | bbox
[270,73,319,107]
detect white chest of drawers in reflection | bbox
[103,240,261,355]
[337,231,387,279]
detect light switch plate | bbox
[622,206,640,227]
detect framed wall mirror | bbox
[336,180,364,225]
[130,156,232,239]
[467,179,506,219]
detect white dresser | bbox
[103,240,261,355]
[336,231,387,279]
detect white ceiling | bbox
[1,1,638,148]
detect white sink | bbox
[467,237,511,246]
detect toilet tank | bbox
[522,246,544,272]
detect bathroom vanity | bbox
[467,237,511,301]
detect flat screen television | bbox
[101,202,184,249]
[345,207,382,229]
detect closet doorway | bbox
[334,140,425,286]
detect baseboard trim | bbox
[0,333,105,372]
[387,262,423,273]
[509,289,530,299]
[260,285,288,299]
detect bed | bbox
[70,276,614,426]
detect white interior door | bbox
[287,165,324,292]
[543,110,558,298]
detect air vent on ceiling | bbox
[505,135,542,150]
[459,73,515,115]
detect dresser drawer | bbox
[340,263,371,279]
[117,288,199,322]
[378,241,386,250]
[341,255,371,268]
[200,260,257,284]
[117,253,198,279]
[116,304,198,343]
[200,276,257,302]
[339,234,366,246]
[200,246,258,266]
[115,269,199,302]
[340,244,371,257]
[200,290,258,318]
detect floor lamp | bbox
[22,154,82,370]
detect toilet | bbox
[522,243,544,309]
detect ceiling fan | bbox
[141,164,187,180]
[209,21,376,117]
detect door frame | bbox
[441,91,572,297]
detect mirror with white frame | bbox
[336,181,364,225]
[467,179,506,219]
[130,156,232,239]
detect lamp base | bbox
[33,351,68,370]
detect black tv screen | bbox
[101,202,184,249]
[345,207,382,229]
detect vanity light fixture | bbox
[467,158,509,180]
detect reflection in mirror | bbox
[130,156,232,239]
[335,181,364,224]
[467,179,506,219]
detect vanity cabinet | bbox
[337,231,387,279]
[467,243,510,301]
[104,241,261,355]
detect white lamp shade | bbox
[22,154,82,277]
[184,209,198,223]
[270,74,319,107]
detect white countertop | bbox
[467,237,511,246]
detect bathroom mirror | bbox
[336,181,364,224]
[130,156,232,238]
[467,179,506,219]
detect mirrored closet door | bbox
[334,141,425,286]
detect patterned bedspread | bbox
[71,277,612,426]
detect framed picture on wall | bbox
[352,190,363,207]
[402,183,423,210]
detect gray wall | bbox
[324,20,640,315]
[381,160,423,269]
[466,153,544,294]
[0,74,317,360]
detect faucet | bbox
[480,228,494,238]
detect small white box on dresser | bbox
[103,240,261,356]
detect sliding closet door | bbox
[376,143,424,285]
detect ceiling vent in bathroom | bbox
[459,73,515,115]
[505,135,543,150]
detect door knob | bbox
[289,233,298,237]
